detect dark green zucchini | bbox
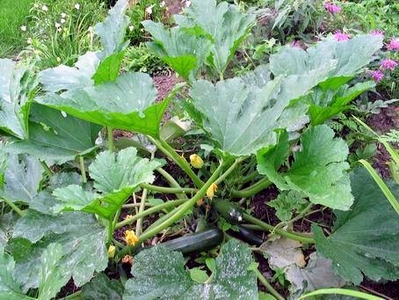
[212,199,243,223]
[228,225,263,246]
[159,227,224,254]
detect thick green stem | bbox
[140,183,197,195]
[214,157,246,185]
[40,160,54,177]
[148,136,204,188]
[1,198,25,217]
[135,188,148,236]
[254,268,285,300]
[115,199,186,229]
[107,127,114,152]
[231,177,272,198]
[79,156,87,183]
[117,160,228,258]
[156,167,189,199]
[243,213,314,244]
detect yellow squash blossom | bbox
[189,154,204,169]
[108,245,116,258]
[124,230,139,246]
[206,183,218,199]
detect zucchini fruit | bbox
[228,225,263,246]
[212,199,243,223]
[159,227,224,254]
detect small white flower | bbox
[128,25,134,32]
[20,25,27,32]
[74,3,80,10]
[185,0,191,7]
[60,18,66,24]
[55,22,61,28]
[57,27,62,32]
[27,37,32,44]
[61,12,67,18]
[160,1,166,8]
[145,5,153,15]
[41,4,48,11]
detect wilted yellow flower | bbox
[206,183,218,199]
[122,255,133,265]
[124,230,139,246]
[108,245,116,258]
[190,154,204,169]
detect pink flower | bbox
[380,58,398,71]
[324,2,342,14]
[333,31,350,41]
[370,30,384,38]
[387,38,399,51]
[368,70,384,82]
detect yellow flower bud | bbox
[108,245,116,258]
[190,154,204,169]
[206,183,218,199]
[124,230,139,246]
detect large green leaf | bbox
[124,239,257,299]
[90,147,162,193]
[257,125,353,210]
[52,148,163,219]
[36,72,168,137]
[6,104,102,163]
[37,243,65,300]
[313,167,399,284]
[0,213,17,247]
[270,35,383,86]
[94,0,130,57]
[39,52,100,93]
[0,154,43,204]
[189,63,333,156]
[10,210,107,289]
[0,246,30,300]
[307,81,376,125]
[142,21,212,81]
[175,0,255,74]
[81,273,124,300]
[0,59,37,139]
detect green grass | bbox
[0,0,34,57]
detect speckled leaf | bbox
[1,154,43,204]
[11,210,107,289]
[37,243,64,300]
[258,125,353,210]
[0,212,17,247]
[313,168,399,284]
[81,273,124,300]
[270,35,383,85]
[6,104,101,164]
[175,0,255,74]
[39,52,100,93]
[0,59,37,139]
[36,72,168,137]
[124,239,257,299]
[142,21,212,81]
[0,246,29,300]
[53,185,134,220]
[94,0,130,57]
[90,147,163,193]
[189,61,333,156]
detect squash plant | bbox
[1,0,399,299]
